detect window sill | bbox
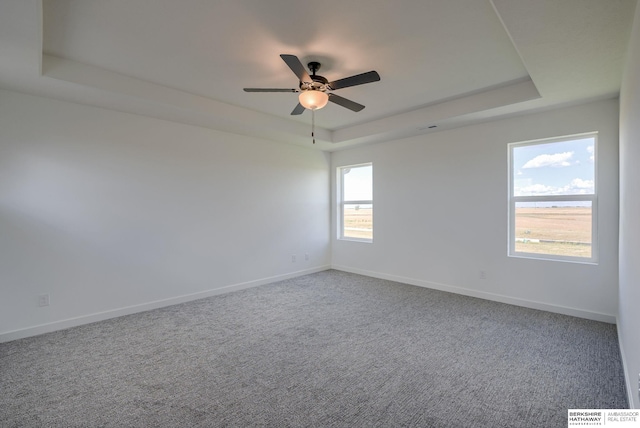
[508,253,598,265]
[338,237,373,244]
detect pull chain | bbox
[311,108,316,144]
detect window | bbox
[508,133,597,263]
[338,163,373,242]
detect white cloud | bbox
[561,178,594,194]
[587,145,595,162]
[515,178,594,196]
[515,183,555,196]
[522,151,574,168]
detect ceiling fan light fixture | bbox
[299,90,329,110]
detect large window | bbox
[508,133,597,263]
[338,163,373,242]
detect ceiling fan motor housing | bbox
[300,62,329,92]
[300,78,328,92]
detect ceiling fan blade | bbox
[328,93,365,112]
[291,103,305,115]
[244,88,297,92]
[328,71,380,90]
[280,54,312,83]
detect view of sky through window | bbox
[343,164,372,201]
[512,136,595,206]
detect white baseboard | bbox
[0,265,331,343]
[331,265,617,324]
[616,320,637,409]
[3,264,616,343]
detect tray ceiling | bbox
[0,0,636,149]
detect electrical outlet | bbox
[38,293,50,307]
[479,270,487,280]
[305,253,309,261]
[291,255,296,263]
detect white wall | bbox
[0,89,330,341]
[619,1,640,409]
[332,99,619,322]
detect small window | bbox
[338,163,373,242]
[508,133,597,263]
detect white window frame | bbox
[508,133,598,264]
[338,162,373,243]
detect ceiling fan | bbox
[244,54,380,115]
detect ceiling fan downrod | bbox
[308,61,321,76]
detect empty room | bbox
[2,0,640,426]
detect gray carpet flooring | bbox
[0,270,628,427]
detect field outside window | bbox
[339,163,372,242]
[509,133,597,262]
